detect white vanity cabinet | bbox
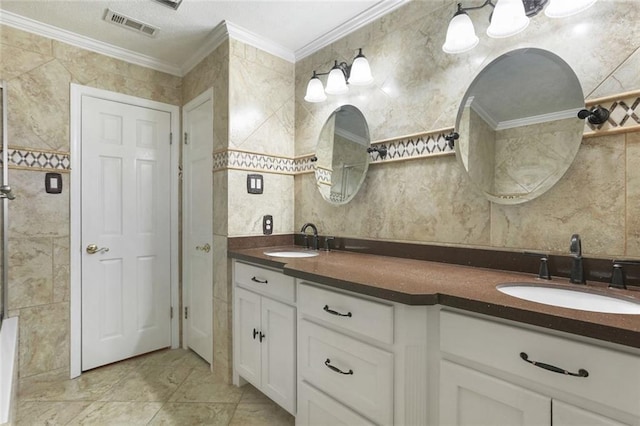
[233,261,296,415]
[296,281,430,426]
[439,310,640,426]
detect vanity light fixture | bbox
[442,0,598,54]
[304,48,374,103]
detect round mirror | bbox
[315,105,370,204]
[455,48,585,204]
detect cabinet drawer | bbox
[234,261,295,303]
[440,311,640,417]
[299,319,393,425]
[297,381,376,426]
[298,282,394,344]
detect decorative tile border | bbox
[1,147,71,172]
[213,149,316,174]
[584,90,640,137]
[368,129,454,163]
[4,91,637,175]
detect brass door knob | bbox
[86,244,109,254]
[196,243,211,253]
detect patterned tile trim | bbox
[584,90,640,137]
[368,129,455,163]
[213,149,316,174]
[1,147,71,171]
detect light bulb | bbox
[304,74,327,103]
[325,62,348,95]
[348,49,374,85]
[487,0,530,38]
[442,10,479,54]
[545,0,598,18]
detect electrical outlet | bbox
[263,215,273,235]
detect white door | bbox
[81,96,172,371]
[183,91,213,363]
[440,360,551,426]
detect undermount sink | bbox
[497,283,640,314]
[263,249,319,258]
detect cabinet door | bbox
[297,381,376,426]
[234,287,262,386]
[440,360,551,426]
[261,297,295,414]
[552,400,629,426]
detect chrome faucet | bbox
[300,223,319,250]
[569,234,585,284]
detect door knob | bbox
[196,243,211,253]
[86,244,109,254]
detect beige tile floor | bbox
[16,349,295,425]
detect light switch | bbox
[247,174,263,194]
[45,173,63,194]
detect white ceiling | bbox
[0,0,407,76]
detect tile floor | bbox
[16,349,295,425]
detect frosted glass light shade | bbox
[304,76,327,103]
[545,0,598,18]
[442,11,479,54]
[325,66,348,95]
[348,56,374,86]
[487,0,530,38]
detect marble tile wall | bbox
[294,0,640,259]
[0,24,181,379]
[182,37,295,381]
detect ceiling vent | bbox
[104,9,159,37]
[152,0,183,10]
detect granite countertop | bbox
[229,246,640,350]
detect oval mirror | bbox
[455,48,585,204]
[315,105,370,204]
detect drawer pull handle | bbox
[520,352,588,377]
[253,328,258,339]
[324,358,353,375]
[251,276,268,284]
[323,305,352,317]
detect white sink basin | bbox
[497,283,640,314]
[263,249,319,258]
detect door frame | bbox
[181,88,214,360]
[69,84,180,378]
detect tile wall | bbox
[294,0,640,258]
[0,24,181,379]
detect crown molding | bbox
[2,0,409,77]
[180,21,229,76]
[225,21,295,63]
[0,10,182,76]
[294,0,410,60]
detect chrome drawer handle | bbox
[323,305,352,317]
[251,276,268,284]
[324,358,353,375]
[520,352,588,377]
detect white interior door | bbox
[81,95,172,371]
[183,90,213,363]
